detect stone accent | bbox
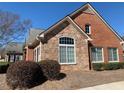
[41,23,90,71]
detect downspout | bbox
[86,39,92,70]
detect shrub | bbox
[92,63,104,71]
[92,62,123,71]
[6,61,44,89]
[0,62,9,73]
[39,60,61,81]
[104,63,120,70]
[119,62,124,69]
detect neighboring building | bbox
[4,42,23,62]
[25,3,124,71]
[24,28,45,61]
[0,48,5,62]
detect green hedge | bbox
[92,63,104,71]
[0,62,10,73]
[92,62,124,71]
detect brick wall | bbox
[25,47,34,61]
[73,11,124,62]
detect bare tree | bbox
[0,10,31,47]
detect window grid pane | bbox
[91,48,103,62]
[108,48,118,61]
[85,25,90,34]
[60,46,66,63]
[60,37,74,44]
[67,46,74,63]
[59,37,75,64]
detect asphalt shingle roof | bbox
[26,28,45,45]
[5,42,24,53]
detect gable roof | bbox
[39,16,92,41]
[70,3,124,42]
[5,42,24,54]
[39,3,123,43]
[26,28,45,45]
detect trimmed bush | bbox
[92,62,124,71]
[104,63,120,70]
[6,61,44,89]
[39,60,61,81]
[0,62,10,73]
[119,62,124,69]
[92,63,104,71]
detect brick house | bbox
[24,3,124,71]
[24,28,44,61]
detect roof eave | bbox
[70,3,123,42]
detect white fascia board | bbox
[70,3,123,42]
[39,33,44,38]
[67,16,92,41]
[120,42,124,44]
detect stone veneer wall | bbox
[41,24,90,71]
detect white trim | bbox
[39,33,44,38]
[67,16,92,41]
[108,48,119,63]
[34,44,41,62]
[59,63,76,65]
[38,15,92,41]
[39,42,42,61]
[70,3,124,42]
[58,36,76,65]
[120,42,124,44]
[40,18,67,37]
[90,47,104,63]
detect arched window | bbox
[59,37,76,64]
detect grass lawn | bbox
[1,69,124,90]
[0,62,9,65]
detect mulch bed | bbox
[1,69,124,90]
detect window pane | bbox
[91,48,97,61]
[85,25,90,33]
[59,37,74,44]
[67,46,75,63]
[108,48,118,61]
[97,48,102,61]
[60,46,66,63]
[91,48,103,62]
[108,48,112,61]
[59,37,75,64]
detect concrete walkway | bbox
[81,81,124,90]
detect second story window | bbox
[85,24,91,34]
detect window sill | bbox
[109,61,119,63]
[59,63,77,65]
[92,61,104,63]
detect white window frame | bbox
[108,48,119,63]
[58,37,76,65]
[85,24,91,34]
[90,47,104,63]
[34,44,41,62]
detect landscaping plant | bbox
[93,62,124,71]
[92,63,104,71]
[0,62,10,73]
[6,61,44,89]
[104,62,120,70]
[39,60,61,81]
